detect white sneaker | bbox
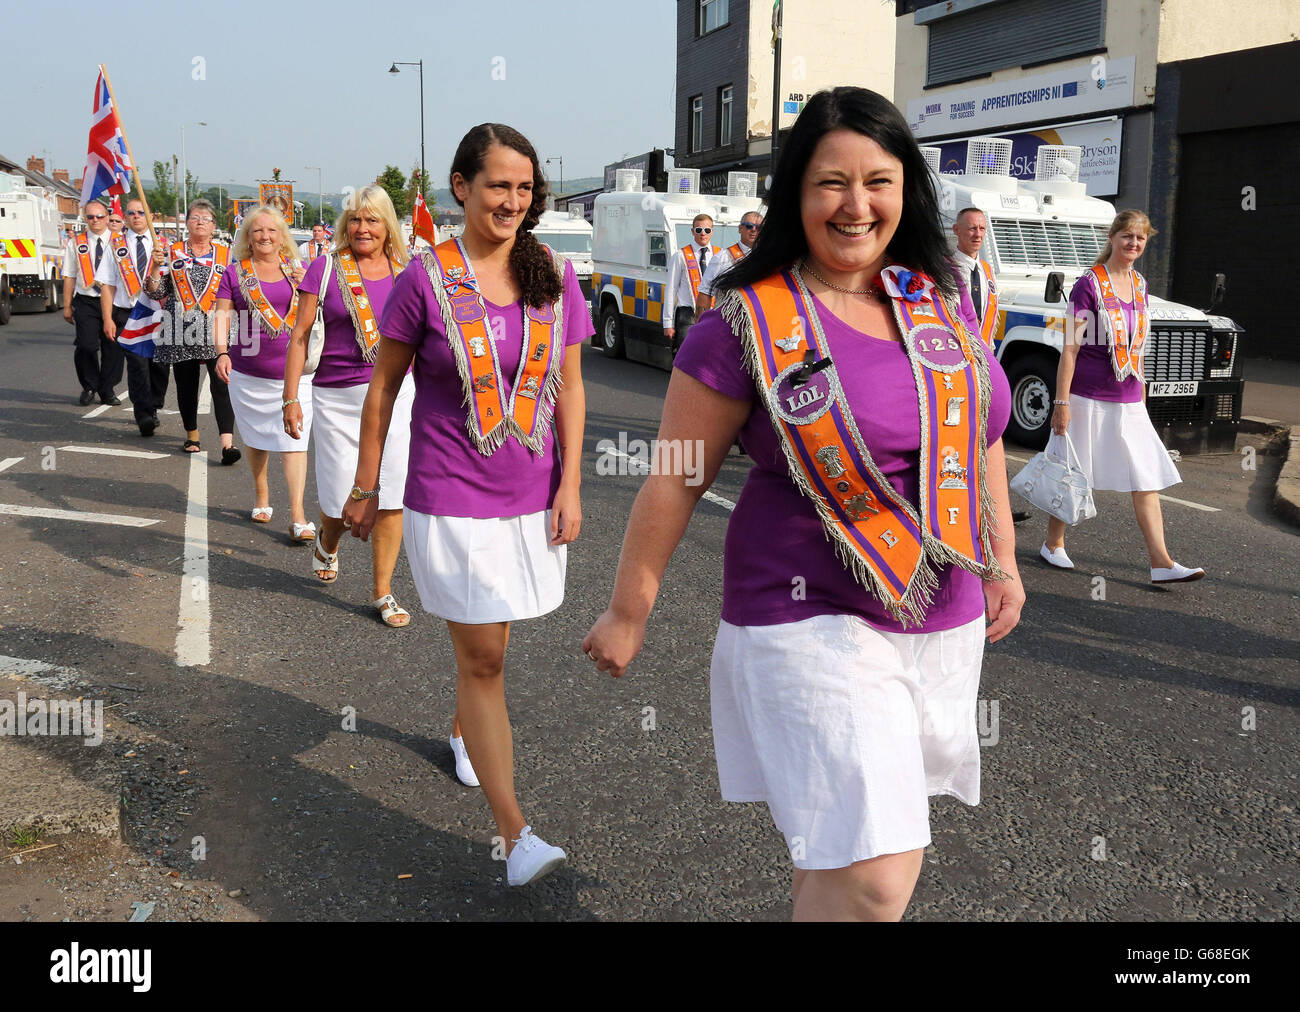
[1151,562,1205,583]
[449,735,479,787]
[506,826,566,886]
[1040,543,1074,569]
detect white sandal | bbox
[250,506,273,524]
[373,593,410,628]
[312,544,339,582]
[291,521,316,543]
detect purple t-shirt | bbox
[1068,274,1144,403]
[216,265,299,380]
[675,291,1011,635]
[381,257,594,518]
[300,256,397,388]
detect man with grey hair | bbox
[696,210,763,314]
[62,200,123,405]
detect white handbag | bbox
[1010,432,1097,526]
[303,253,332,375]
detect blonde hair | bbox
[1095,209,1156,266]
[232,205,299,261]
[333,185,408,266]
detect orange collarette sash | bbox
[419,237,564,456]
[334,249,388,363]
[1089,265,1147,381]
[110,231,144,299]
[680,244,719,300]
[170,242,229,313]
[74,233,96,287]
[720,264,1003,626]
[236,257,300,336]
[977,259,998,346]
[727,242,746,263]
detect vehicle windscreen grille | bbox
[1144,326,1207,383]
[989,218,1108,268]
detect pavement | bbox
[1241,357,1300,428]
[0,309,1297,922]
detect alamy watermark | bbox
[1,691,104,746]
[595,432,706,486]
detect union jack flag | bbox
[118,292,164,358]
[80,69,134,208]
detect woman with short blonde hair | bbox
[213,207,314,541]
[1041,209,1202,583]
[282,186,416,626]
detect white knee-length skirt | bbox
[711,612,986,870]
[229,370,313,452]
[312,375,414,516]
[403,508,566,624]
[1068,394,1182,492]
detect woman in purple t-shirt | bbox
[584,88,1024,920]
[344,124,591,888]
[1042,210,1203,583]
[281,185,415,627]
[213,207,314,542]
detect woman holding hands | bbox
[282,186,414,626]
[584,88,1023,920]
[345,124,591,886]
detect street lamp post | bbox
[180,121,206,210]
[388,61,425,206]
[305,165,323,225]
[546,157,564,196]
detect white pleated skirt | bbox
[711,612,986,870]
[402,508,566,624]
[229,370,313,452]
[1068,394,1182,492]
[312,375,414,516]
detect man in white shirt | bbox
[98,199,168,436]
[298,222,330,262]
[662,213,720,351]
[951,207,997,343]
[696,210,763,313]
[62,200,123,405]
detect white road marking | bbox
[1003,451,1219,511]
[0,457,22,474]
[175,440,210,668]
[0,504,159,527]
[59,445,168,460]
[599,445,736,511]
[81,386,125,419]
[0,655,82,691]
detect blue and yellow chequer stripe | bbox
[592,272,663,322]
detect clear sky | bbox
[8,0,677,197]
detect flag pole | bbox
[96,64,160,247]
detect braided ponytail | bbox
[450,123,562,308]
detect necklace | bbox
[801,258,888,301]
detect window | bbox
[690,95,704,153]
[649,232,668,268]
[699,0,729,35]
[718,85,733,147]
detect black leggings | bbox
[173,358,235,436]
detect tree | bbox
[143,160,177,220]
[377,165,409,218]
[298,201,337,228]
[405,161,431,216]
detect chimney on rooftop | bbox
[53,169,70,183]
[27,156,46,174]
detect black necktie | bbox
[315,243,321,256]
[699,247,708,269]
[94,237,103,270]
[136,236,147,275]
[970,264,982,320]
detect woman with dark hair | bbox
[344,123,591,886]
[584,87,1024,920]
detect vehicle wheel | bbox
[0,287,12,326]
[45,279,57,311]
[1004,352,1056,449]
[599,303,625,358]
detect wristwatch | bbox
[349,485,380,501]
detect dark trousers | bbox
[672,306,696,354]
[173,358,235,436]
[114,305,170,424]
[73,293,124,397]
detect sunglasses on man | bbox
[693,226,712,235]
[740,222,761,230]
[85,213,106,220]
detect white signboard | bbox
[932,119,1124,195]
[908,56,1136,138]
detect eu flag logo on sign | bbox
[1062,81,1078,98]
[783,101,800,114]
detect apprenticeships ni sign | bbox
[907,56,1136,139]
